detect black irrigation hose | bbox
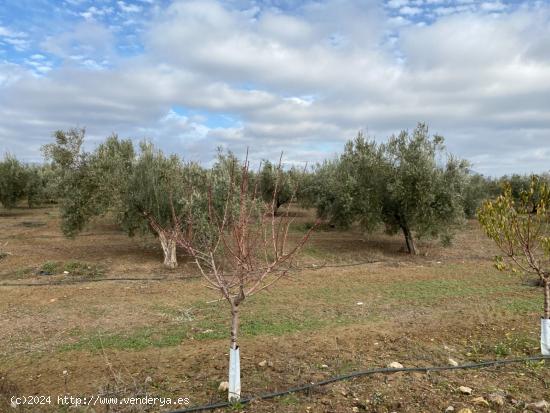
[166,356,550,413]
[0,259,381,287]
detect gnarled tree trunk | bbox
[401,225,417,255]
[158,231,178,269]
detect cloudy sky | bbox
[0,0,549,175]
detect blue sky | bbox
[1,0,549,174]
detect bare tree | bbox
[478,176,550,355]
[155,153,316,401]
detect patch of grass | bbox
[62,260,105,278]
[39,260,105,277]
[278,394,300,406]
[13,266,34,277]
[467,332,538,359]
[500,296,541,315]
[382,278,517,305]
[40,261,59,274]
[60,326,190,352]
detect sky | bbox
[0,0,549,176]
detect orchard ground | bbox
[0,205,549,412]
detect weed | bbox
[493,342,512,357]
[39,260,105,277]
[229,400,245,411]
[40,261,59,274]
[62,260,105,278]
[278,394,300,405]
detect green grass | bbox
[277,394,300,406]
[382,278,518,304]
[57,266,541,353]
[499,296,541,315]
[39,260,105,277]
[465,332,539,359]
[60,326,190,352]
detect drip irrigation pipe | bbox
[0,259,380,287]
[166,355,550,413]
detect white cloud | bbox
[480,1,507,12]
[117,1,143,13]
[387,0,410,8]
[400,6,422,15]
[41,22,115,66]
[80,6,114,21]
[0,25,30,51]
[0,0,550,175]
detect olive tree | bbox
[258,160,293,215]
[0,154,28,209]
[120,143,211,269]
[43,129,210,269]
[43,129,122,237]
[478,176,550,355]
[25,164,57,208]
[313,123,468,254]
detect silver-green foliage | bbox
[311,123,469,253]
[0,154,27,209]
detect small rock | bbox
[320,364,329,369]
[49,298,57,303]
[487,392,506,406]
[445,406,454,412]
[144,376,152,384]
[387,362,403,369]
[258,360,267,367]
[525,400,550,412]
[218,381,229,392]
[458,386,472,395]
[471,396,489,406]
[356,302,364,306]
[352,408,359,413]
[457,409,472,413]
[63,271,69,274]
[448,358,459,367]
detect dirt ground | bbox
[1,205,549,413]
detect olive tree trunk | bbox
[401,226,417,255]
[158,231,178,269]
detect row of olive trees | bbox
[15,124,550,399]
[0,154,56,209]
[41,129,299,269]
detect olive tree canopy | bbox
[43,129,213,269]
[312,123,469,254]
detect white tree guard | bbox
[542,318,550,356]
[228,347,241,401]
